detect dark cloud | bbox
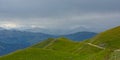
[0,0,120,18]
[0,0,120,34]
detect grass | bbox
[32,37,83,52]
[0,26,120,60]
[110,51,120,60]
[0,48,81,60]
[91,26,120,50]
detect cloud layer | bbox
[0,0,120,35]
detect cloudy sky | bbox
[0,0,120,35]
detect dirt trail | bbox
[114,49,120,52]
[73,43,105,54]
[87,43,105,49]
[44,39,56,49]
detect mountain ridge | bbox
[0,26,119,60]
[0,28,97,56]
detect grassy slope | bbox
[0,38,84,60]
[0,38,105,60]
[32,37,82,52]
[91,26,120,50]
[69,26,120,60]
[110,51,120,60]
[0,48,80,60]
[0,26,120,60]
[76,26,120,60]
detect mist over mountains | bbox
[0,27,97,56]
[0,25,96,35]
[0,27,97,44]
[0,26,120,60]
[0,0,120,59]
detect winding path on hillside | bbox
[114,49,120,52]
[87,43,105,49]
[44,39,57,49]
[72,46,85,54]
[73,43,105,54]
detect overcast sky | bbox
[0,0,120,35]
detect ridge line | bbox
[43,39,56,49]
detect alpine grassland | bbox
[0,26,120,60]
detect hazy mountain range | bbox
[0,28,97,56]
[0,26,119,60]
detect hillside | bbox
[0,48,82,60]
[0,38,85,60]
[31,38,83,52]
[75,26,120,60]
[91,26,120,50]
[0,30,56,56]
[0,29,96,56]
[0,26,120,60]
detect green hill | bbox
[71,26,120,59]
[0,48,81,60]
[74,26,120,60]
[91,26,120,50]
[0,38,83,60]
[0,26,120,60]
[31,37,82,52]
